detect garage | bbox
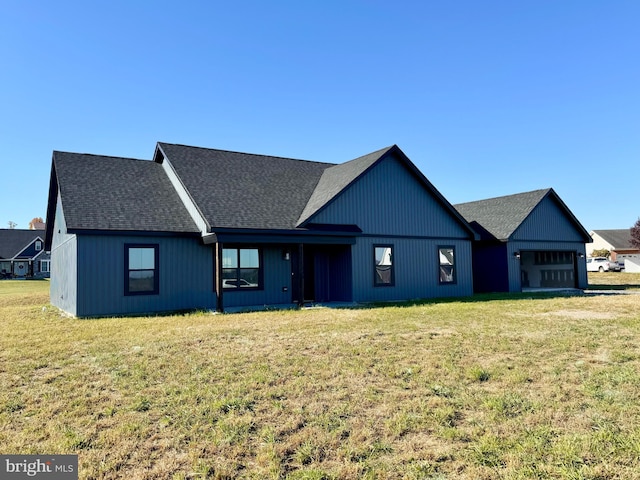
[520,251,577,289]
[455,188,591,293]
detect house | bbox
[0,229,50,279]
[44,143,479,317]
[454,189,591,293]
[588,229,640,272]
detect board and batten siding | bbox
[352,237,473,303]
[309,153,474,302]
[222,247,293,309]
[75,234,216,317]
[309,155,471,239]
[512,196,587,243]
[50,191,78,316]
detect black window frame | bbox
[124,243,159,296]
[438,245,456,285]
[373,244,395,287]
[221,247,263,291]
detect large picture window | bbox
[439,246,456,284]
[222,248,261,289]
[374,245,394,286]
[125,244,159,295]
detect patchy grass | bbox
[587,271,640,290]
[2,280,640,479]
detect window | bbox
[374,245,394,286]
[439,246,456,284]
[125,244,159,295]
[222,248,261,289]
[40,260,50,273]
[35,240,42,251]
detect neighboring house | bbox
[455,189,591,293]
[588,229,640,272]
[44,143,478,317]
[0,229,51,279]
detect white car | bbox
[586,257,611,272]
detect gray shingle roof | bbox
[297,146,394,225]
[52,151,199,233]
[454,189,552,241]
[0,229,44,259]
[156,143,334,230]
[592,229,635,249]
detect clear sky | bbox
[1,0,638,233]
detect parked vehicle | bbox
[586,257,611,272]
[609,260,625,272]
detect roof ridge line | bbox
[157,142,336,166]
[54,151,151,162]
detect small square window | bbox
[222,247,261,289]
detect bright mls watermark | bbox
[1,455,78,479]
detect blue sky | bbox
[1,1,638,232]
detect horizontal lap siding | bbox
[76,235,215,317]
[353,237,473,302]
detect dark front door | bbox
[291,244,353,304]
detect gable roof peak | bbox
[455,187,589,242]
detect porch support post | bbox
[297,243,304,308]
[216,242,224,313]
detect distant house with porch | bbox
[455,189,591,293]
[0,229,50,278]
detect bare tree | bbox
[631,218,640,249]
[7,221,17,229]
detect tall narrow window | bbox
[35,240,42,251]
[439,246,456,284]
[222,248,261,289]
[125,244,159,295]
[374,245,394,286]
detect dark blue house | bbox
[0,229,50,279]
[45,143,478,317]
[455,188,591,293]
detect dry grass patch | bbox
[2,281,640,479]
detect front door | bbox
[291,245,353,304]
[13,262,27,277]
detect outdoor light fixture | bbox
[577,252,585,258]
[514,252,521,259]
[282,250,290,261]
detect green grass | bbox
[2,279,640,479]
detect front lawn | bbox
[1,281,640,479]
